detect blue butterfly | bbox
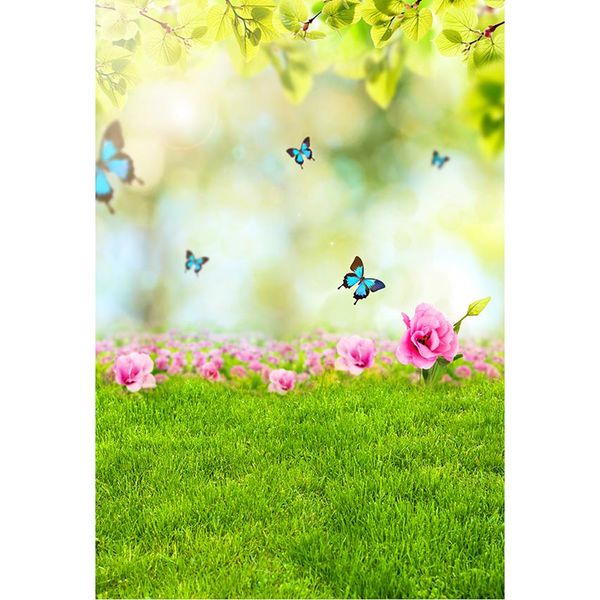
[96,121,143,213]
[185,250,209,275]
[286,137,315,169]
[338,256,385,305]
[432,150,450,169]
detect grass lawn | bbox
[96,372,504,599]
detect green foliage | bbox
[464,62,505,155]
[96,0,504,113]
[97,374,504,598]
[279,0,308,32]
[364,43,404,108]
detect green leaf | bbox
[206,4,234,41]
[365,46,404,108]
[473,30,504,67]
[191,26,208,40]
[278,0,308,32]
[305,30,327,39]
[432,0,477,15]
[252,7,278,41]
[232,19,261,62]
[400,8,432,41]
[370,17,398,48]
[359,0,388,25]
[373,0,406,17]
[486,0,504,7]
[435,29,463,56]
[452,353,463,362]
[467,296,491,316]
[322,0,360,30]
[97,8,139,42]
[443,7,478,39]
[145,29,183,65]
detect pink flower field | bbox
[97,330,504,394]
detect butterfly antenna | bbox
[354,298,359,305]
[134,176,144,185]
[106,202,115,215]
[337,283,344,290]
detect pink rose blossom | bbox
[155,374,168,384]
[380,355,393,365]
[192,352,206,368]
[268,369,296,394]
[155,351,170,371]
[230,365,248,379]
[335,335,376,375]
[455,365,472,379]
[167,362,183,375]
[474,360,488,372]
[200,361,221,381]
[440,374,453,384]
[485,365,500,379]
[248,360,263,373]
[395,303,458,369]
[113,352,156,392]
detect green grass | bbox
[96,373,504,599]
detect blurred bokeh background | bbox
[96,30,503,339]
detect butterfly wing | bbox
[340,273,361,289]
[350,256,364,279]
[363,278,385,293]
[96,166,113,201]
[100,121,124,162]
[300,137,313,160]
[185,250,196,271]
[353,280,370,304]
[286,148,304,166]
[106,153,137,183]
[432,150,439,166]
[194,256,210,274]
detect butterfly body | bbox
[286,137,315,169]
[96,121,143,212]
[432,150,450,169]
[337,256,385,305]
[185,250,209,275]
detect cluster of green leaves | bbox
[96,0,504,111]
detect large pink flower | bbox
[200,361,221,381]
[335,335,376,375]
[395,303,458,369]
[268,369,296,394]
[113,352,156,392]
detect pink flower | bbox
[167,362,183,375]
[155,374,168,384]
[113,352,156,392]
[268,369,296,394]
[248,360,263,372]
[395,303,458,369]
[440,374,453,384]
[155,351,170,371]
[455,365,472,379]
[230,365,248,379]
[474,360,488,372]
[485,365,500,379]
[322,349,336,368]
[380,355,393,365]
[335,335,376,375]
[192,352,206,368]
[200,361,221,381]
